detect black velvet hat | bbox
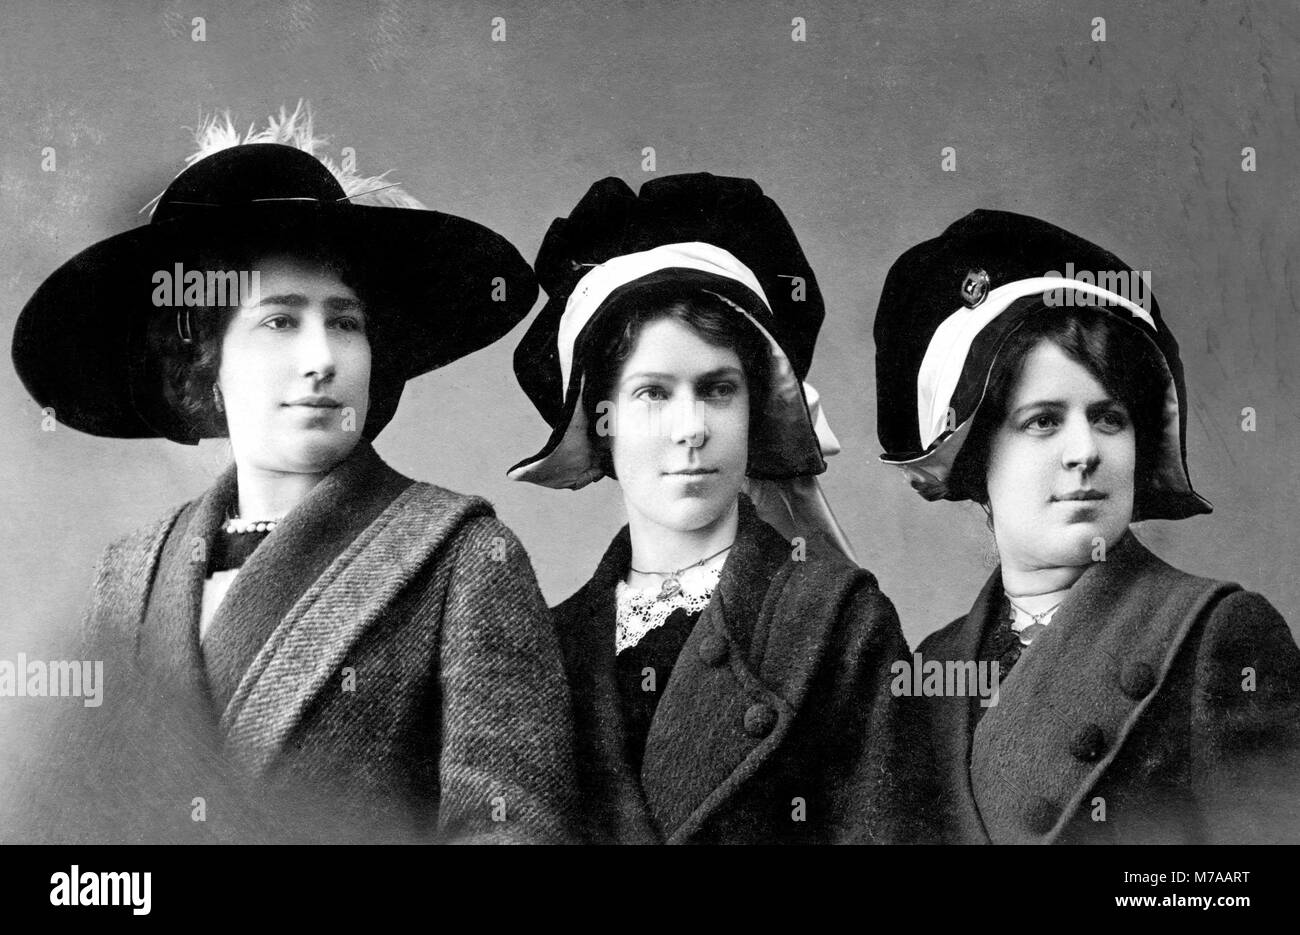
[13,139,538,443]
[873,208,1210,521]
[508,172,829,488]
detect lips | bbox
[284,395,341,408]
[665,468,718,476]
[1054,490,1107,501]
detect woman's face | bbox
[217,255,371,475]
[609,316,750,536]
[985,340,1136,572]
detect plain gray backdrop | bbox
[2,0,1297,664]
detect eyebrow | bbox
[620,366,744,386]
[254,294,364,312]
[1009,397,1124,418]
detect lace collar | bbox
[615,561,722,654]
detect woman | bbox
[509,173,930,844]
[874,208,1300,844]
[11,107,576,843]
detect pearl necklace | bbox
[222,512,282,535]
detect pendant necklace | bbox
[631,544,734,601]
[1006,595,1063,647]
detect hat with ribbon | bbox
[12,104,538,444]
[873,208,1211,521]
[509,173,856,559]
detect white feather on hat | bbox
[143,100,425,215]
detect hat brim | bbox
[507,269,825,488]
[13,201,538,442]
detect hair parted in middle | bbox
[579,288,773,481]
[946,306,1169,516]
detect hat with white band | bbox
[510,173,857,559]
[874,208,1210,521]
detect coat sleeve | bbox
[434,514,579,843]
[1189,589,1300,843]
[815,574,939,844]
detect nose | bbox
[297,314,336,384]
[1060,414,1101,474]
[668,394,708,448]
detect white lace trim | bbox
[615,562,722,654]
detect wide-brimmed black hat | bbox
[873,208,1210,521]
[508,172,828,489]
[13,140,538,443]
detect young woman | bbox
[873,209,1300,844]
[12,107,576,843]
[510,174,930,844]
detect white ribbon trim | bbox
[558,242,774,388]
[917,276,1157,449]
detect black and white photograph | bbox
[1,0,1297,913]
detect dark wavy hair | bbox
[579,289,773,480]
[947,307,1169,516]
[153,234,373,438]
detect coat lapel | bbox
[137,472,235,717]
[924,571,1001,844]
[640,496,814,842]
[217,481,484,778]
[564,529,663,843]
[969,532,1235,842]
[200,442,411,714]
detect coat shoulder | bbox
[85,502,190,644]
[94,501,191,590]
[1190,587,1299,687]
[400,480,496,522]
[759,531,906,660]
[916,613,978,658]
[104,502,188,557]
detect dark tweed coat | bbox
[553,495,931,844]
[79,441,576,844]
[918,531,1300,844]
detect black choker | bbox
[209,525,272,573]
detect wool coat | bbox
[79,441,577,844]
[552,494,933,844]
[917,530,1300,844]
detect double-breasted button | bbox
[1069,724,1107,762]
[1024,796,1059,835]
[697,633,729,667]
[743,702,778,738]
[1119,662,1156,699]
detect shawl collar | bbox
[139,441,412,725]
[218,480,490,777]
[137,474,232,719]
[967,531,1236,843]
[200,441,412,713]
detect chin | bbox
[277,433,358,473]
[1047,521,1121,565]
[653,495,736,533]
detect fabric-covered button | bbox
[1069,724,1107,762]
[1024,796,1059,835]
[697,633,729,667]
[743,702,778,738]
[1119,662,1156,699]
